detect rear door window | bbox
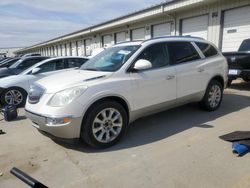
[168,42,200,65]
[195,42,218,57]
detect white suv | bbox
[25,37,228,148]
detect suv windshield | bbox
[239,39,250,52]
[81,45,140,72]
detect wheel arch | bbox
[83,95,130,123]
[209,75,225,89]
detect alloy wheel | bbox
[5,89,23,106]
[92,108,123,143]
[208,85,221,108]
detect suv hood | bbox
[36,69,112,93]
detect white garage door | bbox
[62,44,66,56]
[71,42,77,56]
[222,6,250,52]
[181,15,208,40]
[58,45,62,56]
[77,40,83,56]
[66,43,71,56]
[115,32,126,43]
[85,39,92,56]
[103,35,112,48]
[54,46,57,56]
[152,23,171,38]
[131,28,145,40]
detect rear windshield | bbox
[239,39,250,52]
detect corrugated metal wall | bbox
[20,0,250,56]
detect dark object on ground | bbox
[220,131,250,156]
[0,129,6,135]
[223,38,250,86]
[10,167,48,188]
[232,142,249,156]
[2,105,18,121]
[220,131,250,142]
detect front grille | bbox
[28,84,45,104]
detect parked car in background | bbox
[0,57,88,107]
[0,56,49,79]
[223,38,250,85]
[0,57,20,68]
[22,53,41,58]
[25,37,228,148]
[0,57,12,63]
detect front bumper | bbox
[25,110,83,139]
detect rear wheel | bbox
[0,87,27,107]
[243,78,250,82]
[227,79,233,87]
[81,100,128,148]
[200,80,223,111]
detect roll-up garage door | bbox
[77,40,83,56]
[115,32,126,43]
[71,42,77,56]
[84,39,92,56]
[103,35,112,48]
[58,45,62,56]
[222,6,250,52]
[152,23,171,38]
[54,46,57,56]
[181,15,208,40]
[66,43,71,56]
[62,44,66,56]
[131,28,145,40]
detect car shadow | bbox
[229,80,250,91]
[54,92,250,153]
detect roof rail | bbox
[142,36,205,43]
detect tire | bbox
[243,78,250,82]
[80,100,128,148]
[200,80,223,111]
[227,79,233,87]
[0,87,27,107]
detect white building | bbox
[16,0,250,56]
[0,47,22,57]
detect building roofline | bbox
[16,0,206,53]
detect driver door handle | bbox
[198,68,205,73]
[166,75,175,80]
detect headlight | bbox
[48,86,87,107]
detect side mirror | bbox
[31,67,41,74]
[133,59,152,71]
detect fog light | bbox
[46,117,72,126]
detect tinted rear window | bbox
[238,39,250,51]
[168,42,200,64]
[195,42,218,57]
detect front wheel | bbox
[200,80,223,111]
[81,100,128,148]
[1,87,27,107]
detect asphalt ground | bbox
[0,80,249,188]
